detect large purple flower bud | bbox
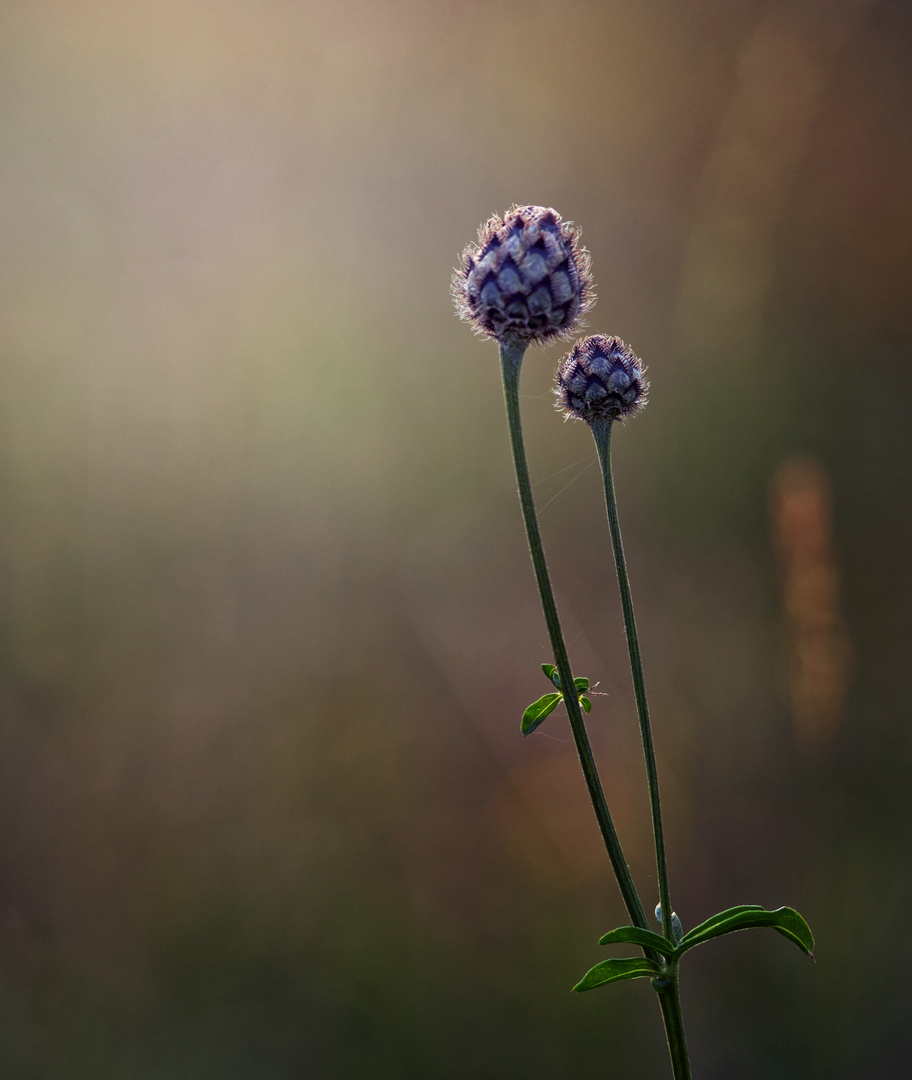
[453,205,594,343]
[555,335,648,423]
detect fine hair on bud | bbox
[555,334,648,423]
[453,205,594,344]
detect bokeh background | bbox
[1,0,911,1076]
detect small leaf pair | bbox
[573,905,814,993]
[521,664,593,736]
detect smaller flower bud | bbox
[555,334,648,423]
[655,904,684,945]
[453,205,594,344]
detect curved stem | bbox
[499,341,648,931]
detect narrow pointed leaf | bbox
[580,695,592,713]
[574,676,590,691]
[677,905,814,957]
[682,904,767,935]
[573,957,663,992]
[521,692,562,736]
[677,904,800,949]
[597,926,677,957]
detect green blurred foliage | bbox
[1,0,911,1075]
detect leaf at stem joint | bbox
[675,904,815,958]
[573,956,664,992]
[521,693,562,735]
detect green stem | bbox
[591,417,692,1079]
[591,419,671,938]
[499,341,648,932]
[657,978,692,1080]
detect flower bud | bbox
[655,903,684,945]
[555,334,648,423]
[453,205,594,343]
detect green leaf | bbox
[521,692,562,736]
[573,957,664,992]
[677,905,815,958]
[597,926,677,957]
[573,676,590,691]
[541,663,561,689]
[580,695,592,713]
[678,904,766,938]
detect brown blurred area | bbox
[771,456,852,749]
[1,1,911,1076]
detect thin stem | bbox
[499,341,648,932]
[592,417,692,1079]
[591,418,672,938]
[657,980,692,1080]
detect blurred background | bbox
[1,0,911,1075]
